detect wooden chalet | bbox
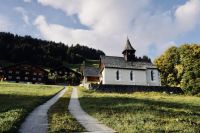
[51,66,75,76]
[2,64,48,83]
[82,67,100,88]
[50,66,82,85]
[0,66,4,81]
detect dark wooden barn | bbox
[2,64,48,83]
[0,66,4,81]
[50,66,82,85]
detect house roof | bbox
[83,67,100,77]
[122,38,136,54]
[2,63,49,73]
[100,56,157,70]
[52,66,81,75]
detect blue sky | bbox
[0,0,200,59]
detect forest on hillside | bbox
[154,44,200,95]
[0,32,105,68]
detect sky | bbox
[0,0,200,59]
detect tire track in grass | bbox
[48,87,86,133]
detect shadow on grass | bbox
[79,95,200,132]
[80,96,200,115]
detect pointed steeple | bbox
[122,37,136,61]
[122,38,135,54]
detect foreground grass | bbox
[79,87,200,133]
[0,82,63,133]
[48,87,86,133]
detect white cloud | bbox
[37,0,80,15]
[36,0,200,58]
[15,7,30,25]
[175,0,200,32]
[24,0,31,3]
[0,15,12,31]
[34,15,115,52]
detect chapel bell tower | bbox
[122,38,136,61]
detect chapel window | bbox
[151,70,155,81]
[130,71,133,81]
[116,70,119,80]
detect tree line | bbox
[154,44,200,95]
[0,32,105,68]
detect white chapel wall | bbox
[102,68,147,85]
[146,69,161,86]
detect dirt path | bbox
[19,87,67,133]
[68,87,116,133]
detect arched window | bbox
[151,70,154,81]
[116,70,119,80]
[130,71,133,81]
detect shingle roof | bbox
[122,38,135,54]
[83,67,100,77]
[2,63,49,74]
[100,56,157,69]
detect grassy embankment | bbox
[79,87,200,133]
[48,86,86,132]
[85,59,99,68]
[0,82,63,132]
[67,59,100,70]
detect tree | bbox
[0,32,105,68]
[154,44,200,94]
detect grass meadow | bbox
[0,82,63,132]
[78,87,200,133]
[48,87,86,132]
[67,59,99,70]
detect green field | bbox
[79,88,200,133]
[67,59,100,70]
[85,59,100,68]
[48,87,86,132]
[0,82,63,132]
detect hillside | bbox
[0,32,105,68]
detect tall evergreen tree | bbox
[0,32,105,68]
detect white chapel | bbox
[99,38,161,86]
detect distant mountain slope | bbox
[0,32,105,68]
